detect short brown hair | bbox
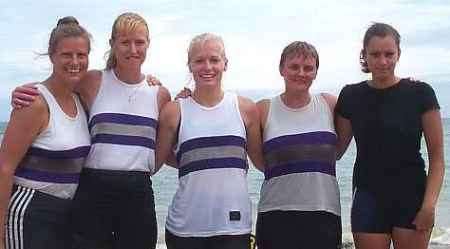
[279,41,319,73]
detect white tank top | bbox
[258,94,341,216]
[166,92,252,237]
[14,84,90,199]
[84,70,159,172]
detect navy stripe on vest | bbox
[177,135,246,162]
[15,146,89,183]
[263,132,337,179]
[15,168,80,183]
[179,158,248,178]
[263,131,336,153]
[89,113,157,129]
[177,135,248,177]
[89,113,157,149]
[26,146,90,159]
[264,161,336,180]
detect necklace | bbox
[128,83,144,103]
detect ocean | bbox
[1,109,449,248]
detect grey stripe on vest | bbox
[264,143,336,169]
[14,177,78,199]
[179,146,247,167]
[17,156,85,174]
[258,173,341,215]
[90,122,156,140]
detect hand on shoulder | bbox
[11,82,39,109]
[157,86,171,111]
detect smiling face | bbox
[50,36,89,85]
[364,35,400,82]
[188,39,227,87]
[280,54,317,93]
[111,25,149,70]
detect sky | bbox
[1,0,450,121]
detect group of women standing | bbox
[0,12,445,249]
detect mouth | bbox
[68,69,80,73]
[199,73,216,80]
[66,67,81,74]
[126,55,141,60]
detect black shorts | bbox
[256,210,342,249]
[5,185,72,249]
[165,229,250,249]
[351,188,423,233]
[71,168,157,249]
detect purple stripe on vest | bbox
[178,135,246,160]
[27,146,90,159]
[179,157,248,178]
[263,132,336,153]
[89,113,158,129]
[92,134,155,149]
[264,161,336,180]
[15,167,79,183]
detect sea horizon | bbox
[0,117,449,248]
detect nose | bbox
[296,68,306,76]
[379,55,388,65]
[130,42,137,53]
[204,60,212,70]
[72,54,79,64]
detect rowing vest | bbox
[14,84,90,199]
[84,69,159,172]
[258,94,341,216]
[166,92,252,237]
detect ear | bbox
[360,49,366,60]
[224,59,228,71]
[49,54,55,64]
[279,64,285,77]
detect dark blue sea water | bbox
[1,110,449,248]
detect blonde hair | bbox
[105,12,149,70]
[187,33,227,65]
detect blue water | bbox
[1,107,449,247]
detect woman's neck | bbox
[44,75,74,100]
[113,66,143,84]
[281,90,311,109]
[192,85,224,107]
[369,75,401,89]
